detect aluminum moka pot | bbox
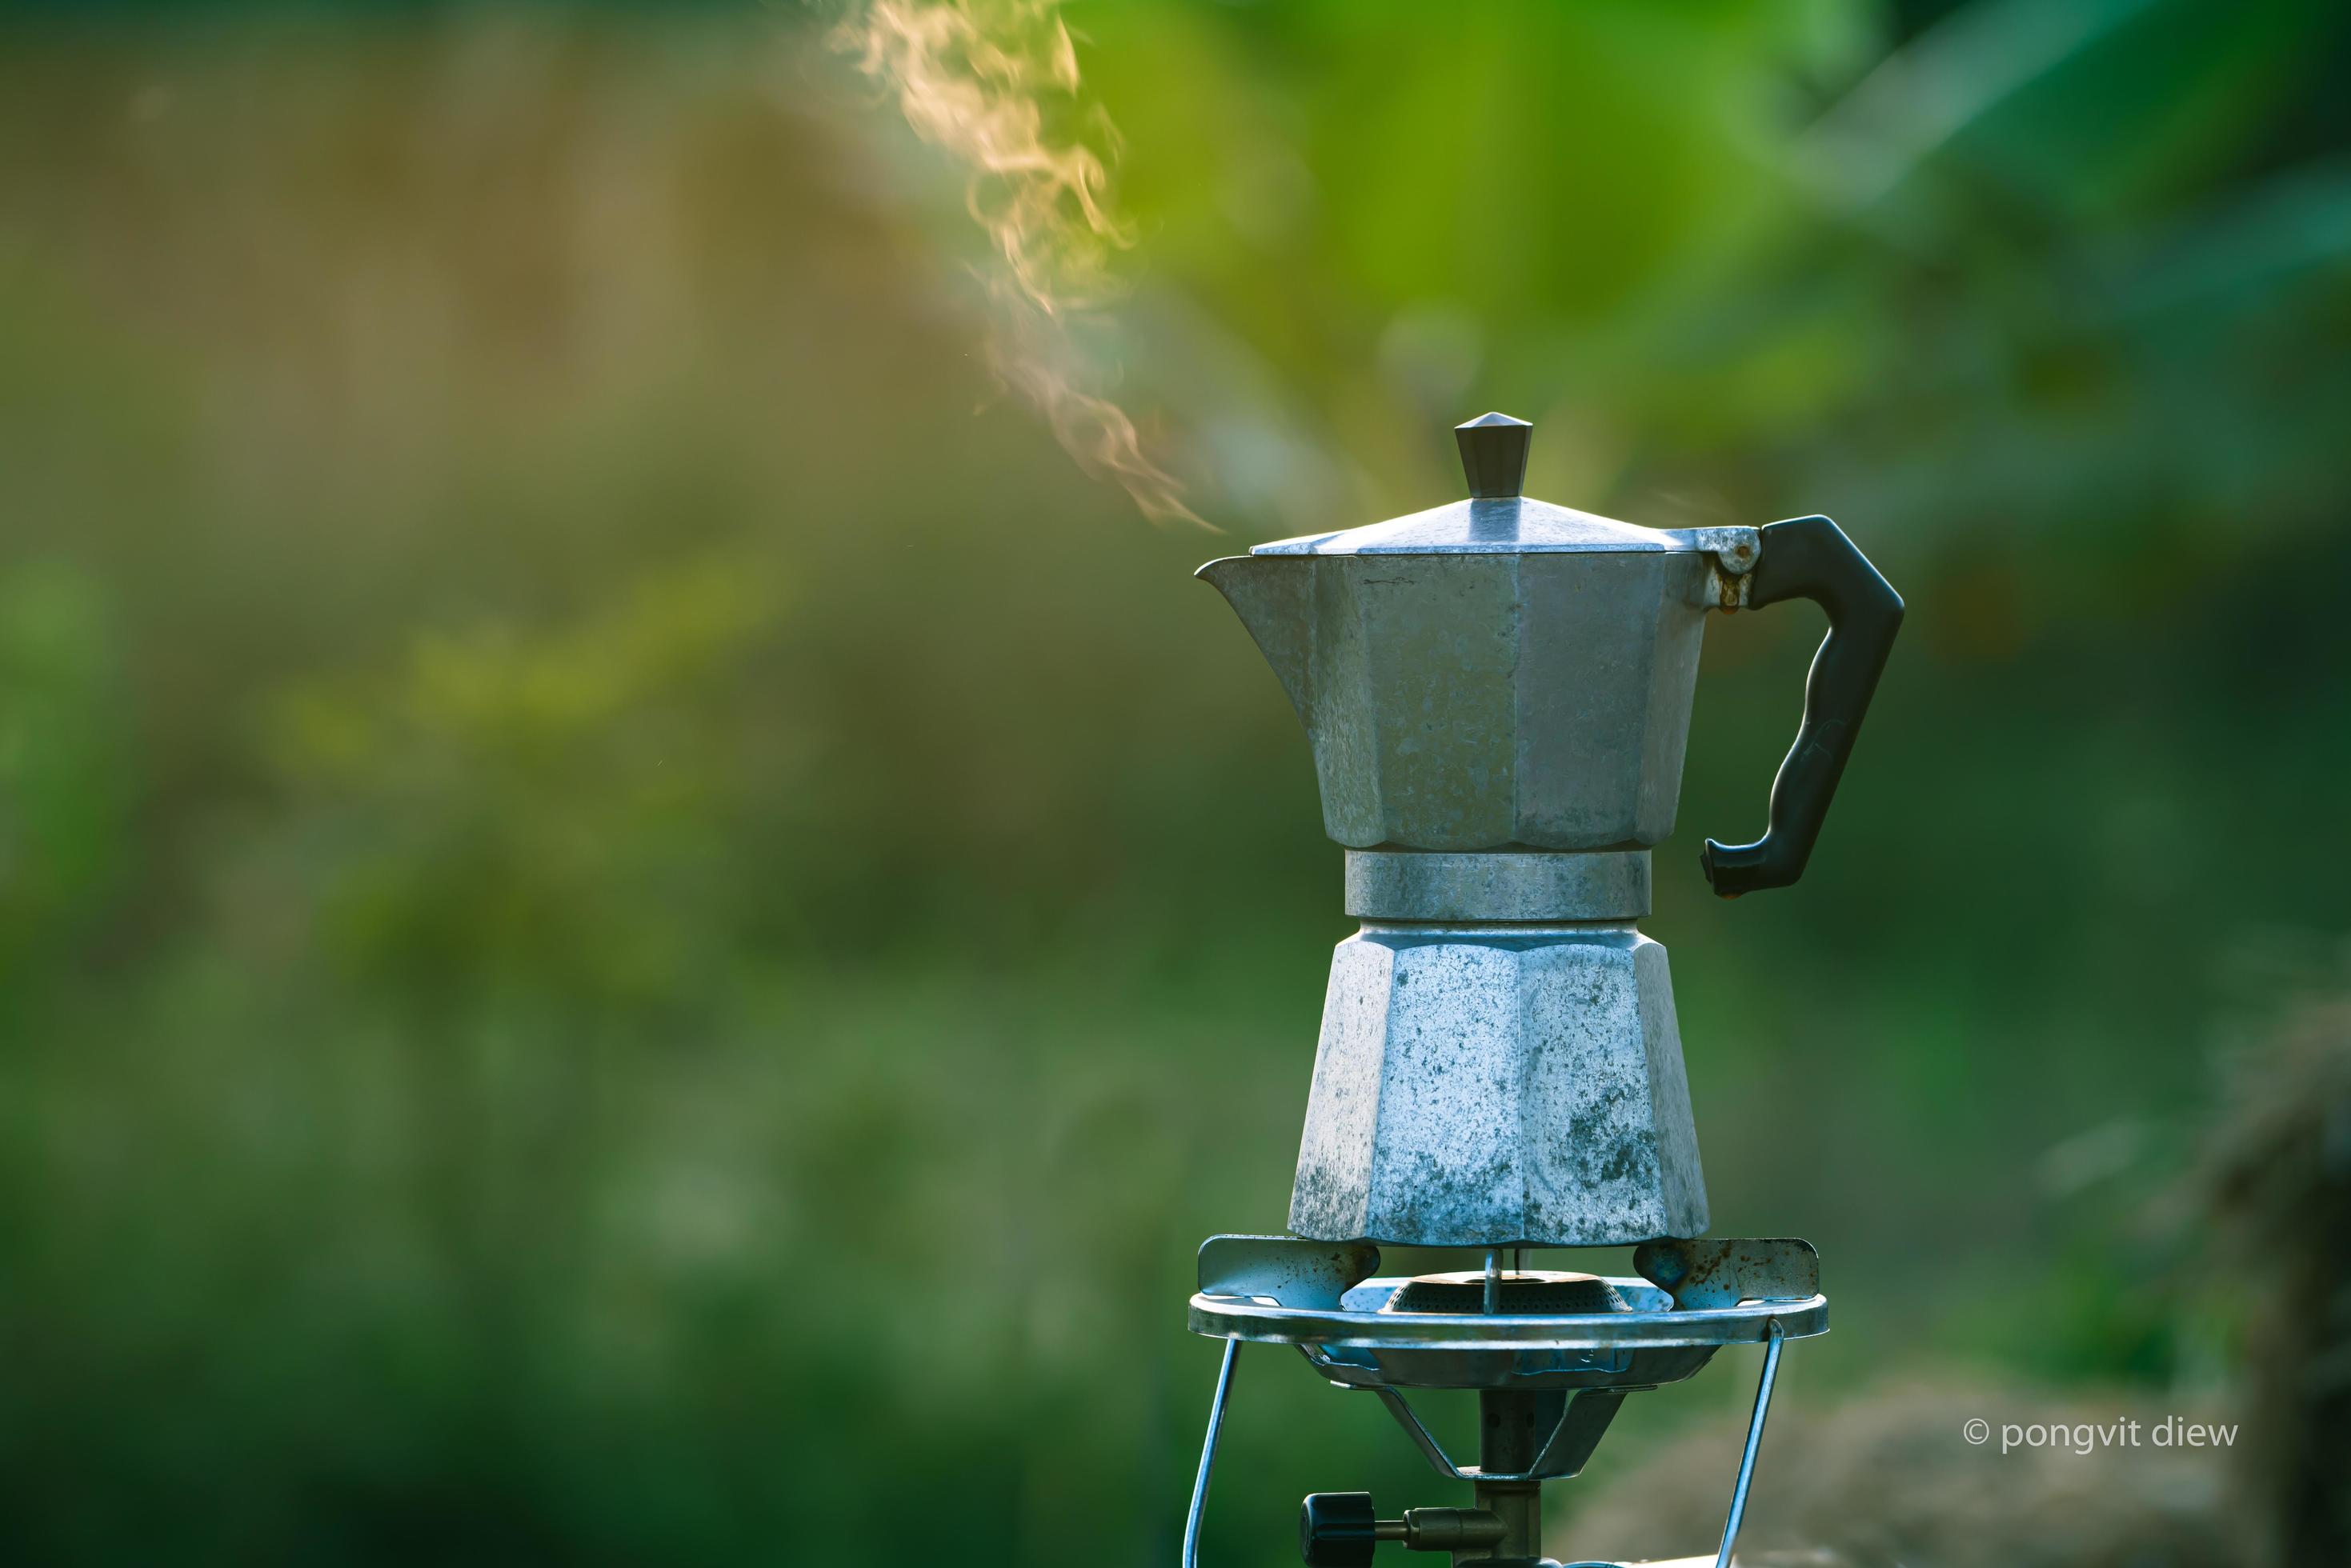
[1201,414,1901,1247]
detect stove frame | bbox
[1180,1235,1823,1568]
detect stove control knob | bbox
[1300,1491,1378,1566]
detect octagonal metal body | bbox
[1288,923,1709,1248]
[1199,527,1718,852]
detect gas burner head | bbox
[1385,1270,1630,1316]
[1188,1237,1825,1399]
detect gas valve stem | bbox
[1300,1494,1507,1565]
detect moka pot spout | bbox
[1196,554,1312,724]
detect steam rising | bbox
[838,0,1203,526]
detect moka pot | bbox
[1200,414,1902,1246]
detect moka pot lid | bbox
[1245,413,1758,570]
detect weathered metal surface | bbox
[1198,414,1762,854]
[1200,550,1716,851]
[1196,1234,1381,1309]
[1632,1237,1820,1309]
[1707,558,1754,610]
[1676,526,1761,577]
[1288,923,1709,1248]
[1344,850,1651,922]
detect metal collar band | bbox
[1344,850,1651,922]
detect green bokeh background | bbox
[0,0,2345,1562]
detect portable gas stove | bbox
[1179,414,1902,1567]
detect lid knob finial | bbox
[1455,412,1532,498]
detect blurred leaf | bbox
[0,563,129,975]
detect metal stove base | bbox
[1180,1235,1821,1568]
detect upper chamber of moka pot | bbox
[1200,414,1902,1249]
[1196,414,1753,857]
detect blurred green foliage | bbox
[0,1,2345,1563]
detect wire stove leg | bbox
[1182,1338,1242,1568]
[1712,1317,1786,1568]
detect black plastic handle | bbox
[1700,516,1904,898]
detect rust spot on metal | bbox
[1632,1238,1819,1309]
